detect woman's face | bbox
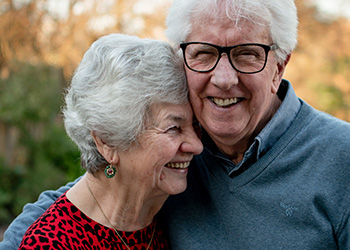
[117,102,203,196]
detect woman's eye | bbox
[166,126,180,132]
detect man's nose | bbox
[211,54,239,90]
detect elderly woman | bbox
[18,34,203,249]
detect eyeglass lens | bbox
[184,43,268,73]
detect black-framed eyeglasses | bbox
[180,42,278,74]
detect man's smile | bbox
[209,97,243,107]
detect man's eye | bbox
[193,49,217,58]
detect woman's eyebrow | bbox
[166,114,186,123]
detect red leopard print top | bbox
[19,193,169,249]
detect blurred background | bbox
[0,0,349,240]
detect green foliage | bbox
[314,56,350,117]
[40,124,83,180]
[315,84,348,114]
[0,61,82,225]
[0,62,62,125]
[330,56,350,75]
[0,160,24,223]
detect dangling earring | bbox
[104,165,116,178]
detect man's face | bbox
[184,15,287,160]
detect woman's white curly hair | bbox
[63,34,188,172]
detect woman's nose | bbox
[181,129,203,155]
[211,54,239,90]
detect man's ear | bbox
[91,132,119,165]
[272,54,291,94]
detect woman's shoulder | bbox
[18,193,73,248]
[18,193,121,249]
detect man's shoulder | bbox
[299,100,350,135]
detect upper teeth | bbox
[211,97,239,107]
[165,162,190,169]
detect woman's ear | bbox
[91,132,119,165]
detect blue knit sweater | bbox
[161,81,350,249]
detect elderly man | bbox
[1,0,349,249]
[160,0,350,249]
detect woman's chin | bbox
[160,169,188,195]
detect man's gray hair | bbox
[165,0,298,63]
[63,34,188,172]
